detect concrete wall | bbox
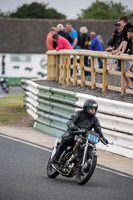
[1,18,132,53]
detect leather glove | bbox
[69,125,78,131]
[101,136,108,145]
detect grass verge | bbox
[0,94,28,124]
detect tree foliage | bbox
[0,10,4,17]
[8,2,66,19]
[77,0,133,20]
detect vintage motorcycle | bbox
[47,129,107,185]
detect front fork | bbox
[81,139,88,167]
[81,141,97,167]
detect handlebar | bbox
[73,129,87,136]
[73,129,112,146]
[100,138,113,146]
[100,138,107,145]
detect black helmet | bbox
[83,99,98,116]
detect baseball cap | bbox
[114,22,121,26]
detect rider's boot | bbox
[51,150,61,164]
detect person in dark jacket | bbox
[107,22,123,51]
[53,24,73,49]
[79,26,90,75]
[107,29,118,48]
[79,26,90,49]
[51,99,108,163]
[57,24,72,43]
[112,16,133,55]
[124,28,133,89]
[127,28,133,55]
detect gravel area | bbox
[35,74,133,104]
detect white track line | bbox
[96,166,133,179]
[0,134,133,179]
[0,134,52,153]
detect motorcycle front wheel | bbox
[47,157,59,178]
[76,151,97,185]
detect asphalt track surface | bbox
[0,134,133,200]
[0,86,22,97]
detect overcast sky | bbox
[0,0,133,19]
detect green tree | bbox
[0,10,4,17]
[0,10,10,18]
[77,0,133,20]
[9,2,66,19]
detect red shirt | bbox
[56,36,73,51]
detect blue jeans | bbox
[98,58,103,69]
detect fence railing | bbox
[46,50,133,95]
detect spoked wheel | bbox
[76,151,97,185]
[47,157,59,178]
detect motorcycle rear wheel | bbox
[47,157,59,178]
[76,151,97,185]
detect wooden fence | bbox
[46,50,133,95]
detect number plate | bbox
[88,133,99,144]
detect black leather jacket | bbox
[67,110,103,137]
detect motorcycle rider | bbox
[51,99,108,163]
[0,77,10,93]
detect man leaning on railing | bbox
[124,28,133,90]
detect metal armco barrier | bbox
[21,79,133,159]
[21,79,77,138]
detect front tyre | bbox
[76,151,97,185]
[47,157,59,178]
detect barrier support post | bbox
[91,57,95,89]
[55,55,59,81]
[59,55,63,84]
[102,58,107,92]
[121,60,125,95]
[47,55,50,80]
[80,55,85,87]
[62,55,67,85]
[54,55,57,81]
[51,55,55,80]
[73,55,77,85]
[67,55,71,86]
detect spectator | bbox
[106,22,123,52]
[97,35,104,50]
[127,28,133,55]
[89,32,103,51]
[112,16,133,55]
[65,23,79,76]
[65,23,78,49]
[124,28,133,89]
[46,27,57,50]
[80,26,90,49]
[79,26,90,76]
[124,62,133,89]
[56,24,72,44]
[89,32,103,69]
[52,34,73,51]
[110,17,133,71]
[107,29,118,48]
[106,22,124,71]
[130,65,133,86]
